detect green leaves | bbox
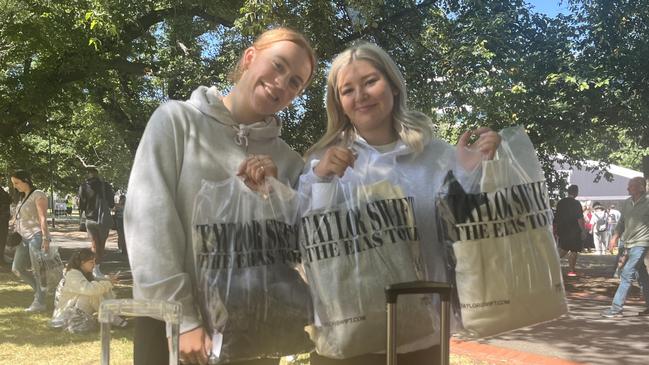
[88,37,101,50]
[1,0,648,195]
[511,83,527,94]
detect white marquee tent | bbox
[554,160,644,205]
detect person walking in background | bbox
[608,204,621,236]
[0,182,12,268]
[601,177,649,317]
[582,203,595,253]
[65,194,74,216]
[590,202,609,255]
[555,185,587,277]
[78,166,114,278]
[10,170,52,312]
[113,195,126,256]
[607,203,625,276]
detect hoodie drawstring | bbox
[233,124,250,150]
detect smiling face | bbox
[238,40,312,119]
[336,60,397,145]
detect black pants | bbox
[134,317,279,365]
[115,217,126,254]
[86,219,109,263]
[310,345,441,365]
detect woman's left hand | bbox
[42,237,50,252]
[457,127,501,169]
[237,154,278,192]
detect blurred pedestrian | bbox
[10,169,52,312]
[601,177,649,317]
[113,194,126,255]
[608,203,624,275]
[0,182,11,268]
[608,204,621,236]
[78,166,114,278]
[589,202,609,255]
[555,185,587,277]
[582,204,595,253]
[65,194,74,216]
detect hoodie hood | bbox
[187,85,282,148]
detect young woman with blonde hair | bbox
[300,42,501,365]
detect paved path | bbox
[14,220,648,364]
[47,219,132,279]
[452,254,649,365]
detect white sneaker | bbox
[93,266,105,279]
[25,301,46,313]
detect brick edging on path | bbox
[451,339,586,365]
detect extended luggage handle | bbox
[99,299,182,365]
[385,281,452,365]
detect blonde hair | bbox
[306,42,433,157]
[229,27,317,88]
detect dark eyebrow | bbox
[276,55,305,86]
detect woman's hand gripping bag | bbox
[30,245,64,294]
[192,177,313,363]
[299,168,436,359]
[436,126,567,338]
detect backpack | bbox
[595,212,608,232]
[609,211,619,224]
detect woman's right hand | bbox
[108,271,121,285]
[175,326,212,365]
[314,146,356,178]
[237,154,278,192]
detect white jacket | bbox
[54,269,114,316]
[125,86,304,334]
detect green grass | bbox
[1,271,487,365]
[0,271,133,365]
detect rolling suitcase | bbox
[99,299,182,365]
[385,281,452,365]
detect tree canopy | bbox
[1,0,647,196]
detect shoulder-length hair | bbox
[10,170,36,199]
[66,248,96,282]
[306,42,433,157]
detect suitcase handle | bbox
[385,281,452,365]
[385,280,452,303]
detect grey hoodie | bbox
[125,86,304,334]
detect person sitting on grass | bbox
[50,248,126,332]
